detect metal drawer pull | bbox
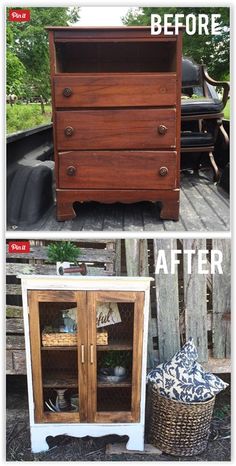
[81,344,85,364]
[158,124,168,135]
[64,126,74,137]
[90,344,94,364]
[67,166,76,176]
[159,166,168,177]
[63,87,72,97]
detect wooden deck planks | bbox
[8,173,229,231]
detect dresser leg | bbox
[160,200,179,221]
[57,201,76,221]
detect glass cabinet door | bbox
[87,291,145,423]
[28,290,87,423]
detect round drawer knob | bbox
[159,166,168,177]
[63,87,72,97]
[158,124,168,135]
[67,166,76,176]
[64,126,74,137]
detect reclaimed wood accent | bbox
[125,239,158,369]
[6,263,55,276]
[6,284,22,295]
[54,74,177,107]
[6,245,116,264]
[56,109,176,151]
[183,239,208,363]
[154,239,180,362]
[6,263,111,277]
[212,239,231,358]
[114,240,121,275]
[203,356,231,374]
[139,240,158,369]
[6,335,25,349]
[6,318,24,334]
[6,349,26,374]
[6,305,23,318]
[125,239,140,276]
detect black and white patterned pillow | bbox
[147,338,228,402]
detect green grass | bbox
[223,100,230,120]
[6,103,52,134]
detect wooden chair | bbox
[181,58,229,181]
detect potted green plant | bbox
[47,241,86,275]
[98,351,132,378]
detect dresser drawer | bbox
[58,151,177,189]
[54,74,177,108]
[56,109,176,150]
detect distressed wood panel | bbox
[6,264,112,277]
[140,240,158,369]
[6,318,24,334]
[212,239,231,358]
[6,245,116,263]
[6,350,26,374]
[6,305,23,318]
[125,239,140,276]
[183,239,208,363]
[6,335,25,349]
[154,239,180,362]
[125,239,157,369]
[6,284,22,295]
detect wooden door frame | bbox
[87,290,145,423]
[28,290,87,423]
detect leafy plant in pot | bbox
[47,241,87,275]
[98,351,132,379]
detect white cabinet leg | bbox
[126,429,144,451]
[31,429,49,453]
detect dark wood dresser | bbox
[47,27,182,221]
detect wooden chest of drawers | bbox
[47,27,182,221]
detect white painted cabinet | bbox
[20,276,151,453]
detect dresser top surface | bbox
[46,25,183,37]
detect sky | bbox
[77,6,132,26]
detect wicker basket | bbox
[149,384,215,456]
[42,330,108,347]
[96,330,108,345]
[42,332,77,347]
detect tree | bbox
[122,7,230,80]
[6,7,80,108]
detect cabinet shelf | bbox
[41,343,133,351]
[43,373,78,388]
[98,380,131,388]
[41,346,77,351]
[97,342,133,351]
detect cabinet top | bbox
[19,275,153,291]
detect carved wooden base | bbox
[30,424,145,453]
[56,189,180,222]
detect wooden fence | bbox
[125,238,231,373]
[6,238,230,375]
